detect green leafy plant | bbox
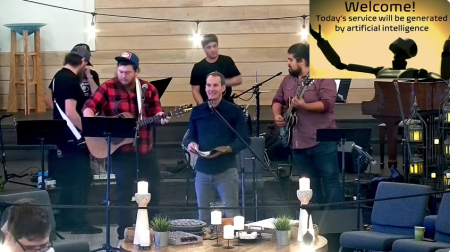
[150,216,172,232]
[273,215,292,231]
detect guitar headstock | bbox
[303,75,313,86]
[171,104,193,117]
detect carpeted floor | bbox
[59,225,119,250]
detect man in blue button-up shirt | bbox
[185,71,251,224]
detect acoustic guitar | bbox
[85,104,193,159]
[278,76,313,147]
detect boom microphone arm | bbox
[310,24,443,80]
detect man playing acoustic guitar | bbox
[271,43,341,204]
[82,52,170,244]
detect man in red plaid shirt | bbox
[83,51,170,242]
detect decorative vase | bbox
[154,231,169,247]
[124,227,135,243]
[276,230,290,246]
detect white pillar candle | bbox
[233,216,245,230]
[446,173,450,179]
[223,225,235,240]
[211,210,222,225]
[137,181,148,194]
[139,229,150,246]
[299,177,310,191]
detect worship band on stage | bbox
[42,34,340,245]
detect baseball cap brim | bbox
[115,56,136,66]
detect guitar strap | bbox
[135,77,143,119]
[51,78,83,141]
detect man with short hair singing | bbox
[190,34,242,104]
[272,43,341,204]
[83,52,170,243]
[186,71,251,224]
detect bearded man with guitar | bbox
[83,52,171,243]
[272,43,341,204]
[190,34,242,104]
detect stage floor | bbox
[0,104,374,126]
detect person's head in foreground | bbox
[2,200,52,252]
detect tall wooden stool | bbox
[4,23,47,115]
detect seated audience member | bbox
[1,200,53,252]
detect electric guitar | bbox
[278,76,313,147]
[85,104,193,159]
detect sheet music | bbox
[193,147,211,157]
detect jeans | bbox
[195,168,240,224]
[112,151,160,239]
[48,145,93,228]
[291,141,341,204]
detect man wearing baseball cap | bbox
[83,51,170,244]
[47,45,102,234]
[45,44,100,109]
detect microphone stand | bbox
[231,72,282,136]
[135,89,146,182]
[209,101,279,220]
[351,144,376,231]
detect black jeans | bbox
[112,151,160,240]
[291,141,342,205]
[48,145,93,228]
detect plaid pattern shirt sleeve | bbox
[136,82,163,154]
[146,83,163,116]
[83,82,109,115]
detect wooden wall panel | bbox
[0,0,376,111]
[95,0,307,9]
[96,6,304,23]
[0,89,376,110]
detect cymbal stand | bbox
[230,72,282,136]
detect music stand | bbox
[151,77,172,97]
[150,78,172,174]
[316,128,372,205]
[16,120,67,190]
[82,117,136,252]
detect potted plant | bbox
[150,216,172,247]
[273,215,292,246]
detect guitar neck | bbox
[138,112,172,127]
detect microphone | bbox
[275,72,282,76]
[207,100,214,110]
[352,143,377,165]
[141,84,148,93]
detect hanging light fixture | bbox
[299,15,309,42]
[409,154,424,175]
[191,20,203,48]
[406,97,424,143]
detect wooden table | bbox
[121,236,328,252]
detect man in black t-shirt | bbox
[47,45,102,235]
[190,34,242,104]
[45,43,100,109]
